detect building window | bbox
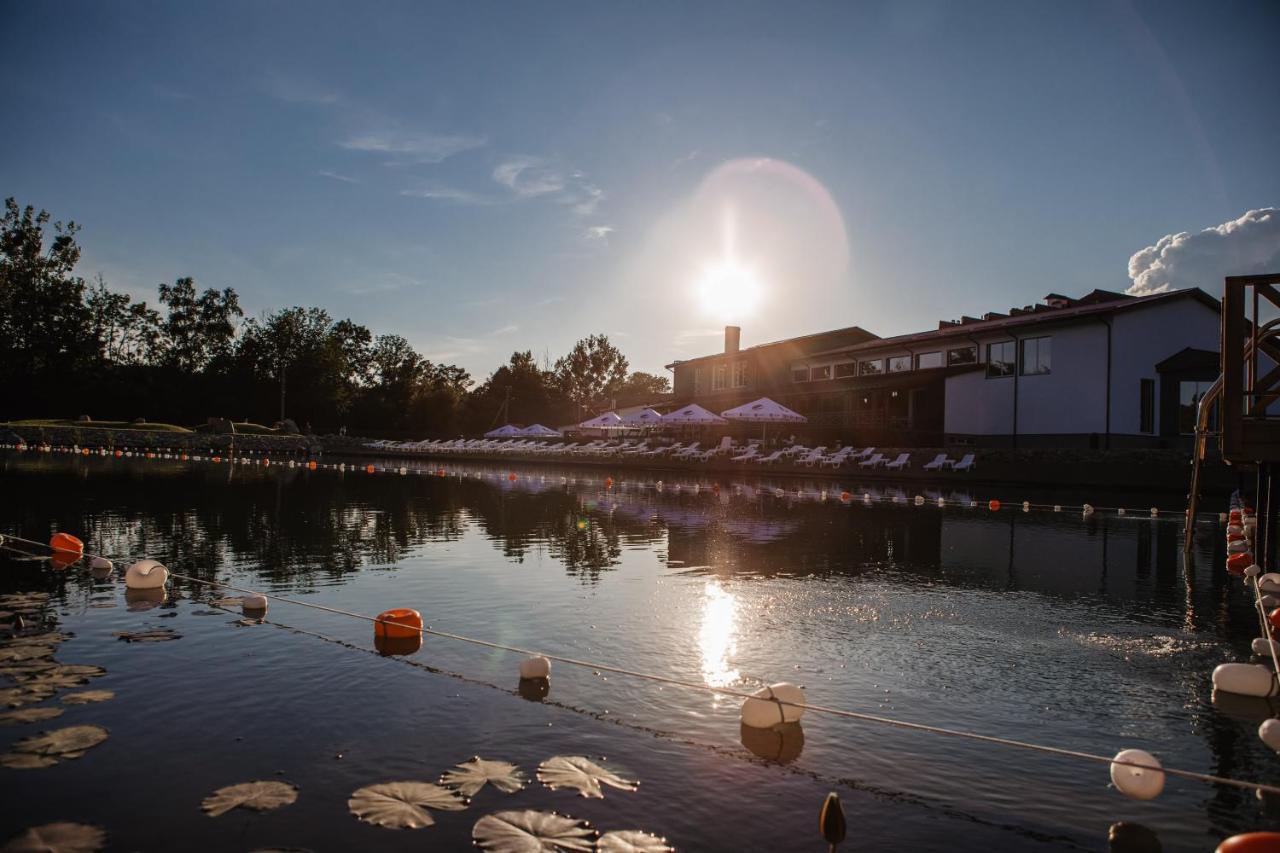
[811,364,832,381]
[858,359,884,375]
[732,360,749,388]
[986,341,1015,378]
[888,355,911,373]
[1020,336,1051,375]
[1140,379,1155,434]
[948,346,977,366]
[1179,380,1218,434]
[694,367,705,394]
[915,351,943,370]
[835,362,856,378]
[792,366,810,383]
[712,364,728,391]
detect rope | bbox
[2,531,1278,797]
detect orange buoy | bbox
[366,464,376,474]
[374,608,423,640]
[375,633,422,657]
[49,532,83,556]
[114,450,122,458]
[49,552,80,571]
[605,477,613,488]
[81,448,89,456]
[840,491,851,502]
[508,473,517,481]
[988,499,1001,511]
[212,456,221,463]
[1217,832,1280,853]
[436,469,446,477]
[307,460,317,470]
[1229,552,1254,574]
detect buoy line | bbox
[2,532,1279,799]
[0,443,1214,520]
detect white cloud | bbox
[341,131,486,164]
[264,72,340,105]
[492,157,567,197]
[490,323,519,336]
[400,185,491,204]
[317,170,359,184]
[584,225,614,242]
[1128,208,1280,295]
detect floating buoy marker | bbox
[741,682,806,729]
[125,559,169,589]
[819,791,846,851]
[1110,749,1165,800]
[519,656,551,680]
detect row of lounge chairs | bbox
[364,438,977,472]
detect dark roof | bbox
[1156,346,1219,372]
[665,324,878,370]
[807,288,1219,359]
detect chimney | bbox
[725,325,741,354]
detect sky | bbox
[2,0,1278,380]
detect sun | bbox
[696,257,762,322]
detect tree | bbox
[615,371,671,399]
[85,274,160,366]
[554,334,629,415]
[239,307,333,421]
[157,277,243,373]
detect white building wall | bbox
[1014,323,1109,435]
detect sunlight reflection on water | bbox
[698,580,740,689]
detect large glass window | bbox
[986,341,1015,378]
[694,367,705,394]
[888,355,911,373]
[835,362,856,378]
[792,366,810,383]
[948,346,977,366]
[811,364,832,381]
[1180,380,1218,434]
[858,358,885,375]
[712,364,728,390]
[1020,336,1051,375]
[732,360,749,388]
[1140,379,1154,434]
[915,351,943,370]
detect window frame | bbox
[1019,336,1051,376]
[986,341,1015,378]
[947,346,977,366]
[732,359,749,388]
[712,364,728,391]
[858,358,885,376]
[811,364,832,381]
[915,351,943,370]
[1139,378,1154,434]
[792,366,811,383]
[887,355,912,373]
[834,361,856,378]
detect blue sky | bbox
[2,0,1277,379]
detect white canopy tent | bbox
[620,408,665,428]
[660,403,728,426]
[484,424,523,438]
[578,411,624,432]
[721,398,808,423]
[518,424,561,438]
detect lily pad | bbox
[441,757,527,796]
[13,724,109,760]
[2,633,69,647]
[0,707,64,726]
[0,753,58,769]
[116,629,181,643]
[472,810,596,852]
[536,756,638,799]
[61,691,113,705]
[202,781,299,817]
[597,830,675,852]
[1,821,104,852]
[0,646,55,663]
[347,781,467,829]
[0,685,56,708]
[0,661,58,680]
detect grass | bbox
[228,422,280,435]
[6,419,193,433]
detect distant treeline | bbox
[0,198,669,435]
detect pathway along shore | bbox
[1,423,1235,493]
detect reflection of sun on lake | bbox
[699,581,740,688]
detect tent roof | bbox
[484,424,523,437]
[518,424,561,437]
[620,407,665,426]
[660,403,729,425]
[721,397,808,423]
[578,411,624,429]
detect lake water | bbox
[0,451,1275,851]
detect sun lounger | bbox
[922,453,952,471]
[952,453,976,472]
[859,452,886,468]
[884,452,911,470]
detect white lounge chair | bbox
[851,446,875,460]
[672,442,703,459]
[756,449,788,465]
[859,452,886,468]
[884,453,911,471]
[952,453,976,472]
[922,453,952,471]
[731,446,760,463]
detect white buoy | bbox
[1110,749,1165,800]
[1150,507,1159,517]
[89,556,113,572]
[1083,504,1095,516]
[914,495,925,506]
[519,656,551,679]
[1117,508,1126,516]
[1246,564,1263,578]
[1213,663,1278,697]
[1229,540,1251,554]
[1260,719,1280,752]
[1265,595,1280,608]
[741,682,806,729]
[242,594,269,615]
[124,559,168,589]
[1053,505,1062,512]
[1254,637,1280,658]
[1259,573,1280,594]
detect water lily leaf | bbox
[116,629,181,643]
[597,830,674,853]
[0,661,58,680]
[14,725,108,759]
[0,646,54,663]
[347,781,467,828]
[0,753,58,769]
[1,821,104,852]
[3,633,69,647]
[61,691,113,705]
[536,756,638,799]
[472,810,596,852]
[202,781,298,817]
[0,707,63,726]
[0,685,56,708]
[441,757,527,796]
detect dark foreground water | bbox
[0,452,1274,851]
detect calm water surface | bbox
[0,452,1274,851]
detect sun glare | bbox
[697,258,761,322]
